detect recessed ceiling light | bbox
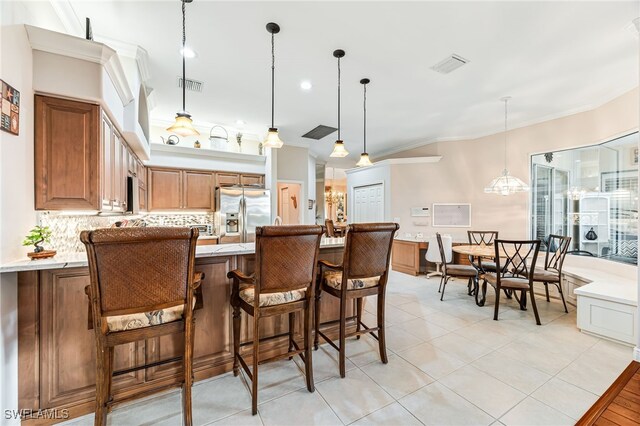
[300,81,312,90]
[236,120,246,126]
[180,47,197,58]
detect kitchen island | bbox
[5,239,347,424]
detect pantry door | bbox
[353,183,384,223]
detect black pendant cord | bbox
[363,83,367,153]
[271,31,275,128]
[337,56,341,140]
[181,0,186,113]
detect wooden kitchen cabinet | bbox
[147,168,182,210]
[147,167,215,211]
[37,269,145,409]
[241,173,264,187]
[183,171,215,210]
[35,96,101,210]
[216,172,240,187]
[35,95,135,212]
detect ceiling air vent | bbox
[302,125,338,140]
[177,77,203,92]
[430,54,469,74]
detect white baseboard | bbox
[634,346,640,362]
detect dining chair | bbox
[325,219,337,237]
[436,233,478,301]
[467,230,500,272]
[315,222,399,378]
[531,234,572,313]
[81,227,203,426]
[481,239,542,325]
[229,225,324,415]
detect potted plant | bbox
[22,225,56,259]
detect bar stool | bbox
[314,222,399,378]
[81,227,203,426]
[325,219,337,237]
[228,225,324,415]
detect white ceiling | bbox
[64,1,638,165]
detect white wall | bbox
[0,25,36,424]
[381,88,639,240]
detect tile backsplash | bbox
[39,212,215,254]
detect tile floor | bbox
[63,271,634,426]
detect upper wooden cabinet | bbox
[35,96,101,210]
[35,95,137,212]
[148,168,182,210]
[183,171,214,210]
[241,174,264,187]
[216,172,240,187]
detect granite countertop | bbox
[0,238,345,273]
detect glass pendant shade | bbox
[356,152,372,167]
[166,112,199,137]
[263,127,283,149]
[330,140,349,158]
[485,97,529,196]
[484,169,530,195]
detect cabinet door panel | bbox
[39,269,144,408]
[216,172,240,187]
[240,174,264,187]
[101,115,113,210]
[148,168,182,210]
[35,96,100,210]
[137,162,146,189]
[183,171,214,210]
[112,132,125,212]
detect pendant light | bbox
[166,0,200,137]
[263,22,283,148]
[484,97,529,195]
[356,78,373,167]
[330,49,349,157]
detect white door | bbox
[279,186,290,224]
[353,184,384,223]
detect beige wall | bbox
[382,88,639,241]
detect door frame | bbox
[276,180,305,225]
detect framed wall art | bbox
[1,79,20,135]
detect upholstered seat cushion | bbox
[483,273,531,290]
[445,264,477,277]
[478,261,498,272]
[239,287,306,307]
[106,304,185,332]
[531,268,560,283]
[324,271,380,290]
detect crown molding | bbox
[25,25,134,106]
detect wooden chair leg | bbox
[182,317,195,426]
[356,297,363,340]
[304,304,315,392]
[94,344,109,426]
[314,287,322,350]
[233,306,241,376]
[338,296,347,378]
[377,290,388,365]
[493,286,501,321]
[105,346,114,410]
[288,312,295,360]
[544,282,550,302]
[529,287,541,325]
[251,315,260,415]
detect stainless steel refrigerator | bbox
[215,186,271,243]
